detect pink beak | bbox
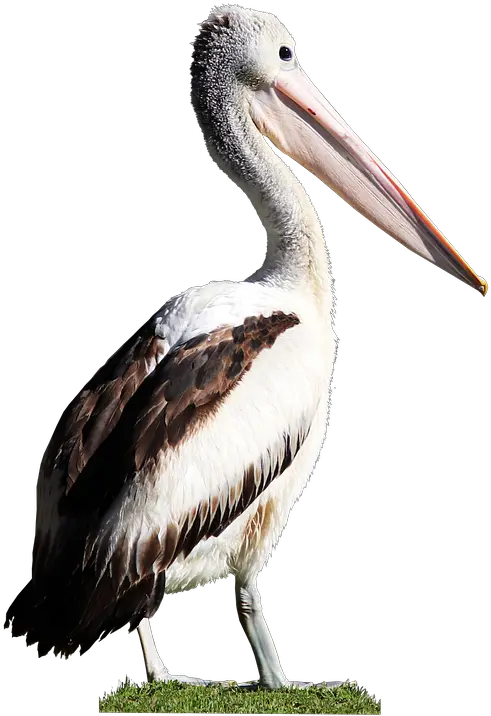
[250,65,487,295]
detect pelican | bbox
[5,4,486,690]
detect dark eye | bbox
[279,46,293,61]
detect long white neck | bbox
[193,76,333,304]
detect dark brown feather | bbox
[133,312,300,470]
[41,320,168,494]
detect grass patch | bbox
[99,679,381,713]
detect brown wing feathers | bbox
[43,324,168,493]
[134,311,300,469]
[5,311,301,657]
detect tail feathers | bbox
[22,572,165,662]
[0,608,82,662]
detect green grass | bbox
[99,679,381,714]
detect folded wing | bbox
[6,309,308,657]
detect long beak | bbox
[250,66,487,295]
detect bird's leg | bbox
[235,578,290,689]
[138,596,341,690]
[137,618,207,685]
[235,579,343,690]
[137,618,168,682]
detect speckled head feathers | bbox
[191,5,295,88]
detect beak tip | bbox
[478,277,488,297]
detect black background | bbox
[3,3,490,708]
